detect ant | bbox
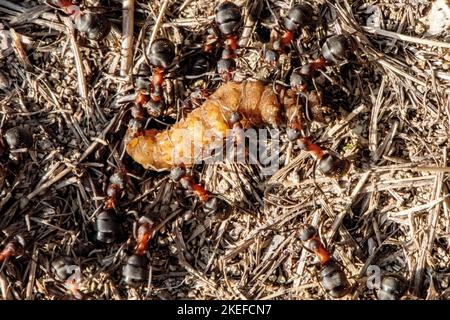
[297,136,350,178]
[283,66,350,178]
[204,1,242,81]
[0,126,33,164]
[48,0,111,41]
[284,82,350,178]
[94,170,127,244]
[121,217,155,286]
[0,235,25,264]
[134,217,155,256]
[170,164,220,214]
[215,1,242,81]
[147,38,175,106]
[132,39,175,120]
[298,35,353,78]
[299,225,350,298]
[265,3,313,63]
[170,164,210,203]
[104,170,126,210]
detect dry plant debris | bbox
[0,0,449,300]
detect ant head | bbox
[149,38,176,69]
[264,49,279,64]
[170,165,186,182]
[290,69,308,91]
[217,58,236,81]
[286,128,301,141]
[144,100,163,118]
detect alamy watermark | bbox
[366,265,382,290]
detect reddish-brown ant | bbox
[104,170,126,210]
[147,39,175,108]
[265,3,313,62]
[296,136,350,178]
[203,1,242,81]
[93,170,127,244]
[284,80,350,178]
[170,164,211,203]
[131,39,175,122]
[298,35,353,78]
[121,217,154,286]
[49,0,111,41]
[134,217,155,256]
[300,225,350,298]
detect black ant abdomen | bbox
[95,210,121,244]
[215,1,242,36]
[320,260,350,298]
[321,35,353,66]
[318,153,351,178]
[122,254,149,287]
[282,3,314,33]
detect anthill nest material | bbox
[0,0,449,300]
